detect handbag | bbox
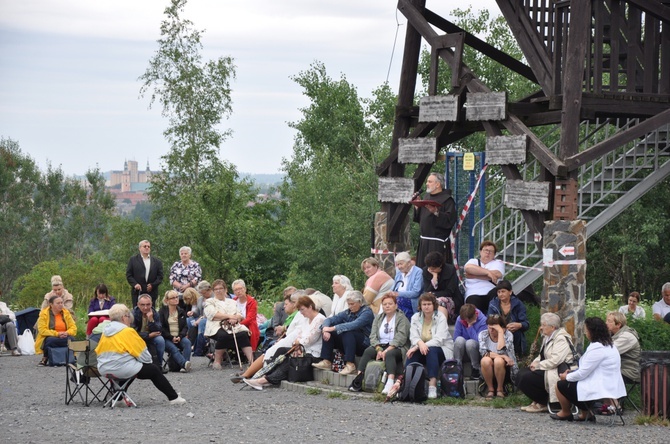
[0,314,11,325]
[288,345,314,382]
[17,329,36,355]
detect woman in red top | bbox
[231,279,260,350]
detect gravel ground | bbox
[0,354,667,443]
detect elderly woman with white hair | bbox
[515,312,578,413]
[169,246,202,294]
[95,304,186,404]
[331,275,354,316]
[387,252,423,318]
[313,291,375,375]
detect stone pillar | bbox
[541,219,587,351]
[374,212,411,277]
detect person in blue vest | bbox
[487,280,529,357]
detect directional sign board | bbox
[558,245,575,257]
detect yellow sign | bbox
[463,152,475,171]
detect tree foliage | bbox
[139,0,236,185]
[1,138,116,300]
[280,63,397,291]
[137,0,283,295]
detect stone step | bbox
[307,364,482,398]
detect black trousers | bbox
[211,328,251,350]
[556,379,589,411]
[136,363,178,400]
[516,368,548,404]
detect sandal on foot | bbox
[496,391,505,398]
[485,391,495,400]
[38,357,48,366]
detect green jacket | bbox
[369,309,411,356]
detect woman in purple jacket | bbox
[86,284,116,336]
[453,303,487,379]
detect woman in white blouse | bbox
[331,275,354,316]
[243,296,325,390]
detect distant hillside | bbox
[242,173,284,186]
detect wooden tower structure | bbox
[377,0,670,292]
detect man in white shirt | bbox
[652,282,670,322]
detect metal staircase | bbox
[470,118,670,291]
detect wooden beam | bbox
[626,0,670,22]
[494,0,553,95]
[559,0,591,162]
[565,107,670,170]
[423,7,539,84]
[397,0,567,176]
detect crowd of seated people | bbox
[24,244,670,414]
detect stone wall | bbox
[373,211,411,278]
[541,219,587,351]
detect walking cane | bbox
[230,322,244,371]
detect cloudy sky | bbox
[0,0,497,177]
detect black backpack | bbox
[440,359,465,398]
[398,362,428,402]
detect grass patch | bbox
[305,387,322,395]
[320,378,331,385]
[634,415,670,427]
[327,391,347,399]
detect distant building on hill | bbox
[108,160,156,192]
[106,160,160,215]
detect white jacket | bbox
[567,342,626,401]
[409,310,454,358]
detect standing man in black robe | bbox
[413,172,457,268]
[126,239,164,308]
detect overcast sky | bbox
[0,0,498,177]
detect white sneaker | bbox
[169,395,186,405]
[381,379,395,395]
[180,361,191,373]
[428,386,438,399]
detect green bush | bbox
[12,255,128,310]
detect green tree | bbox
[138,0,284,295]
[0,138,43,297]
[0,138,116,298]
[139,0,236,185]
[280,63,397,291]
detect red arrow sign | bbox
[558,246,575,257]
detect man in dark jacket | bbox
[126,239,164,308]
[132,294,165,370]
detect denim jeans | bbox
[406,346,446,379]
[145,335,165,367]
[165,337,192,368]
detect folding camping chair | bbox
[103,374,137,408]
[65,340,111,406]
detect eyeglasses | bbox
[488,314,501,320]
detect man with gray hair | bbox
[413,172,457,268]
[126,240,164,307]
[653,282,670,322]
